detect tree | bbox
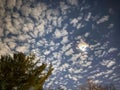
[79,79,116,90]
[0,52,54,90]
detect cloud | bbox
[67,0,78,6]
[0,27,3,37]
[60,1,69,15]
[65,48,74,56]
[107,61,116,68]
[85,12,92,21]
[20,4,31,17]
[62,36,69,43]
[54,29,68,38]
[97,15,109,24]
[0,42,12,55]
[8,42,16,49]
[16,44,29,53]
[108,47,117,53]
[70,18,79,27]
[0,0,119,89]
[6,0,16,9]
[15,0,22,10]
[101,59,116,68]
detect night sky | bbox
[0,0,120,90]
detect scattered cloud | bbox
[0,0,119,89]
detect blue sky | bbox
[0,0,120,89]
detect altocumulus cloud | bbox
[0,0,120,89]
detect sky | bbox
[0,0,120,90]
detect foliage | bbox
[0,52,54,90]
[79,79,116,90]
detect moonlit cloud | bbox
[78,40,89,52]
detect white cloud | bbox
[85,12,92,21]
[54,29,68,38]
[106,70,113,74]
[54,29,62,38]
[8,42,16,49]
[67,0,78,6]
[97,15,109,24]
[101,60,116,68]
[70,18,78,27]
[65,48,74,56]
[0,42,12,55]
[107,61,115,68]
[60,2,69,15]
[6,0,16,9]
[108,48,117,53]
[5,17,19,34]
[61,36,69,44]
[0,27,3,37]
[58,17,63,27]
[30,6,42,20]
[84,32,90,37]
[76,23,84,29]
[16,45,29,52]
[21,5,31,17]
[44,50,50,55]
[36,23,45,36]
[16,0,22,10]
[61,44,71,52]
[18,34,28,41]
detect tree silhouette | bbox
[0,52,54,90]
[79,79,116,90]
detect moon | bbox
[78,40,89,52]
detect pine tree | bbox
[0,52,54,90]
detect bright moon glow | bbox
[78,41,89,52]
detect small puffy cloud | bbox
[61,44,71,52]
[44,50,50,55]
[107,61,116,68]
[54,29,62,38]
[108,23,114,29]
[76,23,83,29]
[84,32,90,37]
[101,60,116,68]
[65,48,74,56]
[0,28,3,37]
[6,0,16,9]
[60,2,69,15]
[108,47,117,53]
[36,23,45,36]
[95,72,103,77]
[0,5,5,18]
[97,15,109,24]
[70,18,78,27]
[30,6,42,20]
[8,42,16,49]
[16,45,29,52]
[54,29,68,38]
[20,5,31,17]
[15,0,22,10]
[61,36,69,44]
[18,34,28,41]
[67,0,78,6]
[79,54,88,61]
[0,42,12,55]
[85,12,92,21]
